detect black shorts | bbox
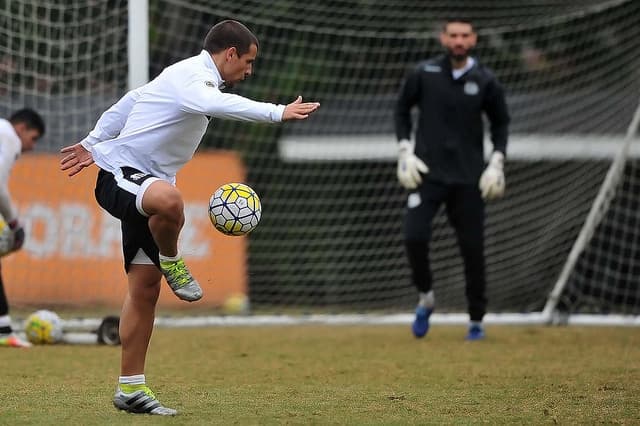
[94,167,162,272]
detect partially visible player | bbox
[0,108,45,348]
[60,20,319,415]
[394,18,509,341]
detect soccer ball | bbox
[24,310,64,344]
[222,293,250,315]
[209,183,261,236]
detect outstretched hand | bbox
[282,96,320,121]
[60,143,94,177]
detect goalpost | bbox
[542,101,640,326]
[2,0,639,329]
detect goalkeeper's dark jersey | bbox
[394,54,510,185]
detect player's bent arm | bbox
[79,87,143,150]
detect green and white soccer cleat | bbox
[160,258,203,302]
[113,385,177,416]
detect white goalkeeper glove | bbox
[479,151,505,200]
[397,140,428,189]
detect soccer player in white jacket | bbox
[60,20,319,415]
[0,108,45,348]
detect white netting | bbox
[3,0,639,319]
[147,0,640,315]
[0,0,128,149]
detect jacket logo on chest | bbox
[464,81,479,95]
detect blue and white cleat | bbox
[411,306,433,338]
[465,324,485,341]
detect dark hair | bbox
[203,20,259,56]
[9,108,45,136]
[443,18,474,32]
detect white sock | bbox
[470,321,482,329]
[0,314,11,328]
[159,251,181,262]
[418,291,435,309]
[119,374,145,385]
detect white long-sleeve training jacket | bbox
[0,119,21,222]
[81,50,286,184]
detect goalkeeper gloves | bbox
[397,140,428,189]
[8,219,25,251]
[479,151,506,200]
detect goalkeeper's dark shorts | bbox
[94,167,162,272]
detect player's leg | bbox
[112,263,176,415]
[96,168,202,301]
[447,184,487,340]
[140,179,183,257]
[0,264,31,348]
[119,264,161,375]
[404,180,446,338]
[141,179,202,301]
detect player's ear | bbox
[469,31,478,47]
[439,31,447,46]
[226,47,237,61]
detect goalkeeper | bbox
[0,108,45,348]
[394,18,510,341]
[60,20,319,416]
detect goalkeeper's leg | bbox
[448,185,487,340]
[406,241,435,338]
[404,182,444,338]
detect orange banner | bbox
[4,151,247,309]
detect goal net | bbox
[0,0,128,149]
[2,0,639,326]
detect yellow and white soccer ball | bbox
[209,183,261,236]
[24,310,64,344]
[222,293,250,315]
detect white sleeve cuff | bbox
[273,104,286,122]
[79,139,93,151]
[398,139,414,153]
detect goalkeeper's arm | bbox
[479,151,505,200]
[479,77,510,200]
[397,140,428,189]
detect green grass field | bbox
[2,325,639,425]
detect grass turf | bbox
[1,325,638,425]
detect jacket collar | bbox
[200,50,225,89]
[438,54,476,78]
